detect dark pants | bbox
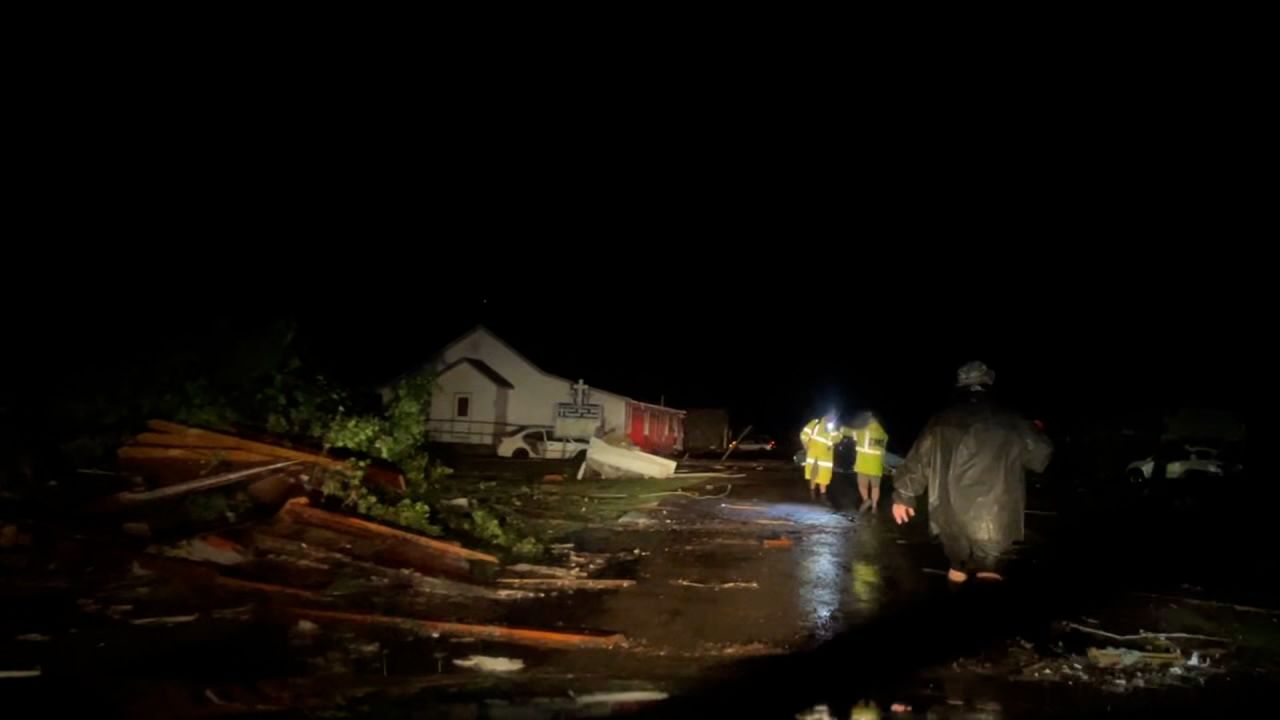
[939,526,1004,573]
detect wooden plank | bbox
[252,532,535,600]
[214,576,323,601]
[279,498,498,564]
[266,521,472,578]
[105,461,297,505]
[146,420,349,469]
[144,420,407,493]
[290,608,627,649]
[495,578,635,590]
[118,446,281,463]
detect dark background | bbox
[5,74,1257,456]
[9,278,1250,457]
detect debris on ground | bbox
[574,690,669,705]
[102,460,297,507]
[130,613,200,625]
[278,497,498,564]
[290,608,627,649]
[583,437,678,479]
[502,563,585,579]
[672,580,759,590]
[452,655,526,672]
[15,633,51,642]
[1088,647,1183,667]
[0,668,43,679]
[152,535,247,565]
[496,578,636,591]
[118,419,406,493]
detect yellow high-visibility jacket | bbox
[851,419,889,476]
[800,418,842,484]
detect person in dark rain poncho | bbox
[891,362,1053,582]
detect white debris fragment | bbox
[585,438,677,479]
[152,537,245,566]
[130,562,154,577]
[16,634,51,642]
[294,620,320,635]
[452,655,525,673]
[575,690,668,705]
[0,668,42,679]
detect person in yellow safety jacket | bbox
[849,411,889,512]
[800,413,843,501]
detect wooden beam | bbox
[145,420,349,469]
[214,576,323,601]
[290,608,626,649]
[118,446,281,463]
[105,461,297,505]
[495,578,635,590]
[278,498,498,564]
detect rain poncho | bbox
[893,395,1052,552]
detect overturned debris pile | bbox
[0,421,646,713]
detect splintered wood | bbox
[289,608,627,649]
[119,420,406,493]
[495,578,636,591]
[278,498,498,564]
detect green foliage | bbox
[323,373,444,486]
[441,507,542,558]
[183,491,252,524]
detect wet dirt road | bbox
[492,464,944,700]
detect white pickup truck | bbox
[497,427,589,460]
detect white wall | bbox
[428,362,504,444]
[601,396,628,436]
[437,328,631,435]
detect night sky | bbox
[7,99,1255,453]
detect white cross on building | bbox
[572,379,590,405]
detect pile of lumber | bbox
[101,420,634,655]
[118,420,405,493]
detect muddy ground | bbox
[2,459,1274,718]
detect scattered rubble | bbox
[574,690,668,705]
[583,437,678,479]
[496,578,635,591]
[152,535,247,565]
[672,580,759,590]
[452,655,525,672]
[290,608,627,649]
[1088,647,1182,668]
[279,497,498,564]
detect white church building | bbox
[404,326,684,454]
